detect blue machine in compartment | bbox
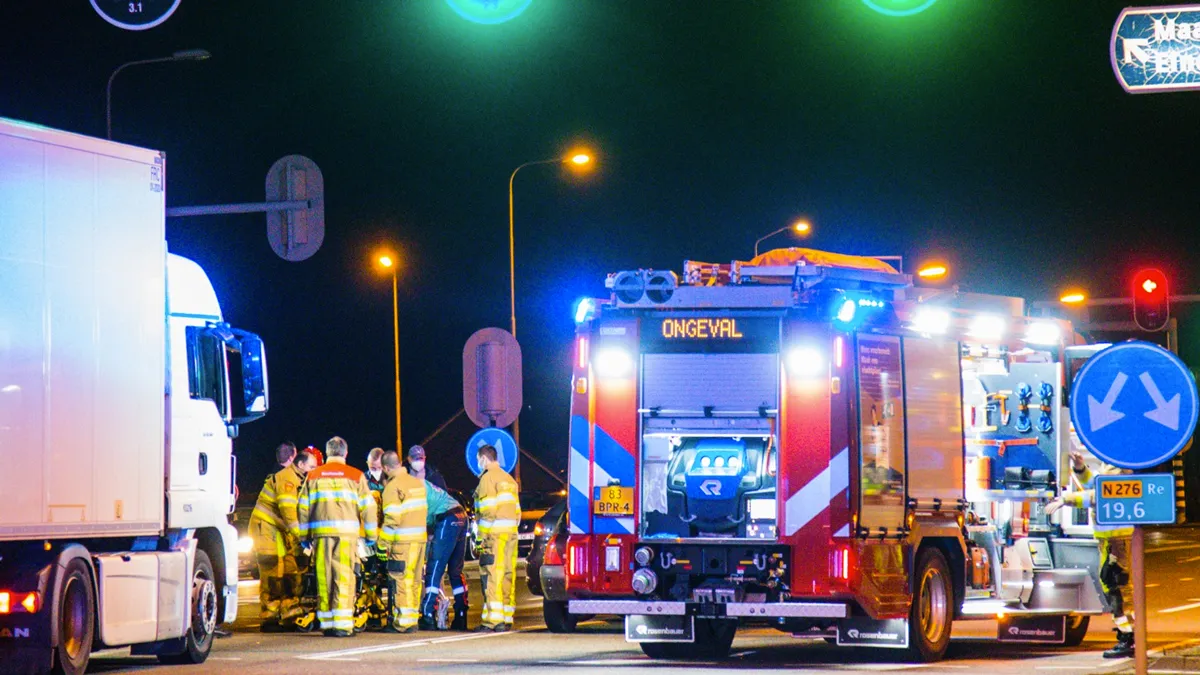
[684,438,749,501]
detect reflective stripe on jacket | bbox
[381,469,428,544]
[474,465,520,536]
[251,465,304,539]
[1064,464,1135,538]
[298,459,377,541]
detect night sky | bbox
[3,1,1198,494]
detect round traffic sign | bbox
[1069,341,1199,470]
[465,427,519,477]
[91,0,181,30]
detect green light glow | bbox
[446,0,533,25]
[862,0,938,17]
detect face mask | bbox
[410,461,425,473]
[369,468,382,479]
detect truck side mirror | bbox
[228,330,269,426]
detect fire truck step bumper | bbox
[568,600,846,619]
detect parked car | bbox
[231,505,257,580]
[525,499,567,596]
[537,505,586,633]
[518,491,565,558]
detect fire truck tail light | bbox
[834,336,844,368]
[577,337,589,369]
[595,348,633,378]
[21,592,38,613]
[786,346,824,378]
[604,546,621,572]
[0,592,9,614]
[830,547,852,582]
[568,540,590,577]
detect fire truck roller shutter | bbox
[902,337,965,505]
[642,353,779,413]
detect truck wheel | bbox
[158,550,217,665]
[1063,616,1090,647]
[51,558,95,675]
[639,619,735,660]
[907,547,953,662]
[543,599,577,633]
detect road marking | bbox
[417,658,480,663]
[1148,544,1200,554]
[1034,667,1095,671]
[1146,583,1161,588]
[1158,601,1200,614]
[1180,577,1196,581]
[210,657,243,661]
[1156,637,1200,653]
[299,628,524,660]
[1182,555,1200,563]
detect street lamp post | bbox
[379,255,402,452]
[507,151,592,478]
[106,49,211,140]
[753,219,811,258]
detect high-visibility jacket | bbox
[1064,463,1134,539]
[380,469,428,544]
[298,458,377,542]
[474,465,520,536]
[251,464,304,540]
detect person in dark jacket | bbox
[405,445,447,490]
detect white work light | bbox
[787,346,825,378]
[968,314,1006,342]
[594,347,633,378]
[1024,321,1061,346]
[909,307,951,335]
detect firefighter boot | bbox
[451,595,469,631]
[1103,630,1134,659]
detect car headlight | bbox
[238,536,254,555]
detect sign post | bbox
[1111,4,1200,94]
[1070,341,1199,675]
[463,328,523,481]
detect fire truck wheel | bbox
[1062,615,1090,647]
[907,547,953,662]
[543,600,577,633]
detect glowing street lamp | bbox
[753,220,811,258]
[917,264,949,281]
[1060,291,1087,305]
[508,147,596,473]
[376,252,402,451]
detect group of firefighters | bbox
[248,437,521,636]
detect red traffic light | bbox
[1132,268,1170,332]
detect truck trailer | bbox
[0,118,268,674]
[555,248,1111,661]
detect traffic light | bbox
[1132,268,1170,332]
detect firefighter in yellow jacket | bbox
[298,436,378,637]
[1046,451,1135,659]
[377,451,428,633]
[250,442,304,631]
[473,444,521,632]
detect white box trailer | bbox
[0,118,269,674]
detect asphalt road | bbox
[88,526,1200,675]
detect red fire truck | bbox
[556,249,1109,661]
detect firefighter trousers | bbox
[252,522,303,623]
[387,541,427,630]
[1099,536,1134,633]
[480,534,518,628]
[314,537,357,632]
[421,510,469,619]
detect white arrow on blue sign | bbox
[1111,4,1200,94]
[1069,341,1199,470]
[465,427,519,477]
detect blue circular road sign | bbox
[1070,341,1199,470]
[466,427,519,477]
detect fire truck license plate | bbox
[1101,480,1142,498]
[594,486,634,516]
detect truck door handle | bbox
[199,453,209,476]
